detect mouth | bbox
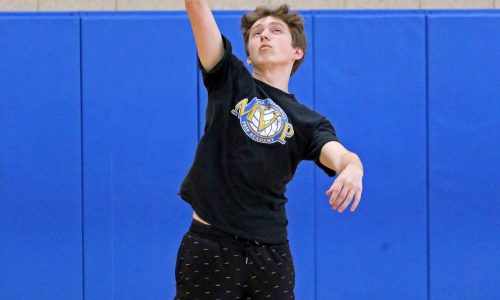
[260,44,272,50]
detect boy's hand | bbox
[325,164,363,213]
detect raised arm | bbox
[185,0,224,72]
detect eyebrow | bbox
[251,22,286,33]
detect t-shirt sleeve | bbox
[304,116,341,177]
[197,34,242,93]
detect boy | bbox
[175,1,364,299]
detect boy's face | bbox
[247,16,303,72]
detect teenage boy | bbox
[174,1,364,299]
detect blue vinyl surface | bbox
[314,14,427,299]
[81,15,197,299]
[0,17,82,299]
[1,9,499,300]
[427,15,500,300]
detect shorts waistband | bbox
[188,218,266,246]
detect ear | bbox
[247,57,252,65]
[294,48,304,60]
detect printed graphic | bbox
[231,97,294,144]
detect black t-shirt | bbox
[179,34,341,243]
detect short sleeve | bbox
[304,117,341,177]
[197,34,243,92]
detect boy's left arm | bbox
[319,141,364,213]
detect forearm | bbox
[185,0,223,72]
[319,141,363,174]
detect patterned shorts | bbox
[174,219,295,300]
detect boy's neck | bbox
[252,67,291,94]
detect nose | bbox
[260,28,270,41]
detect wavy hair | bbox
[241,4,306,76]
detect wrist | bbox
[340,152,363,175]
[345,163,363,175]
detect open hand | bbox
[325,164,363,213]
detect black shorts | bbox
[174,219,295,300]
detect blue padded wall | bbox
[0,17,82,299]
[314,15,427,299]
[427,15,500,300]
[81,15,197,299]
[1,9,500,300]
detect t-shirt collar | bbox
[253,77,297,102]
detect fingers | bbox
[331,184,348,208]
[337,189,356,213]
[327,183,342,203]
[350,191,362,212]
[326,177,363,213]
[328,182,362,213]
[325,183,335,196]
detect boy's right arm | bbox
[185,0,224,73]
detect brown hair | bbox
[241,4,306,76]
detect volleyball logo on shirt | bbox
[231,97,294,144]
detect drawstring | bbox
[235,234,260,245]
[243,242,251,265]
[235,235,260,265]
